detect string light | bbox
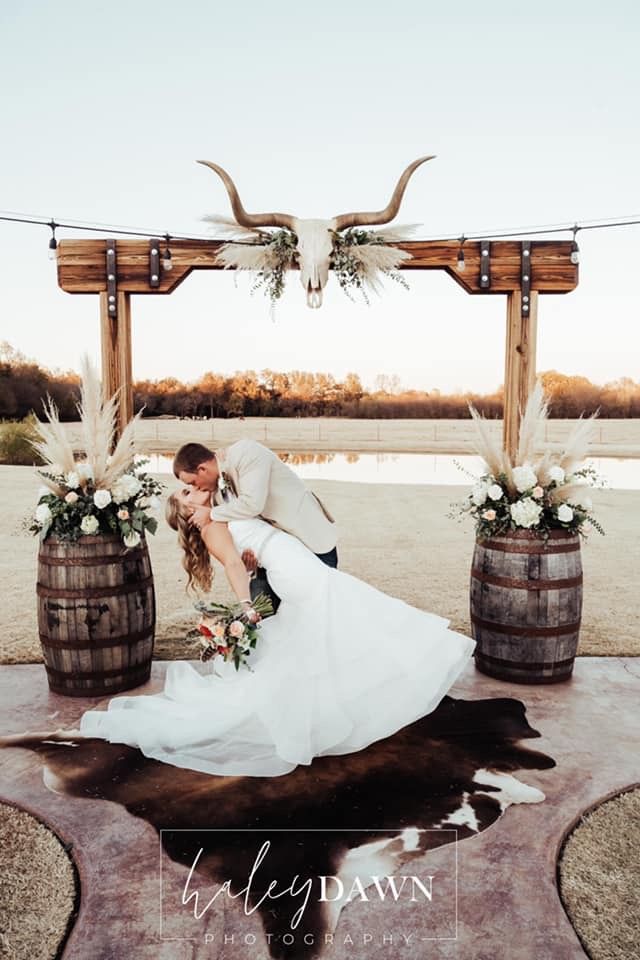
[0,209,639,247]
[162,232,173,271]
[570,224,580,265]
[47,220,58,261]
[456,235,466,272]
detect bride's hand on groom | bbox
[188,505,212,532]
[241,550,258,576]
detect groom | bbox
[173,440,338,611]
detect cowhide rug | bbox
[1,695,554,958]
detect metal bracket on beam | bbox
[149,238,161,288]
[521,240,531,317]
[106,239,118,318]
[479,240,491,289]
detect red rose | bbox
[198,623,213,638]
[217,645,229,655]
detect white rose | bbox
[111,474,142,503]
[549,466,566,484]
[471,483,489,506]
[80,515,100,535]
[512,465,538,493]
[487,483,503,501]
[65,491,79,505]
[123,530,141,548]
[35,503,52,524]
[93,489,112,509]
[510,497,543,528]
[557,504,574,522]
[65,471,80,490]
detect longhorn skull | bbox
[198,156,435,308]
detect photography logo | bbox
[159,828,458,953]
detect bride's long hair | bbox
[165,493,213,593]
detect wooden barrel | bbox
[470,529,582,684]
[37,533,156,697]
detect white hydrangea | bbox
[35,503,52,524]
[471,483,489,506]
[557,504,574,522]
[93,489,112,509]
[111,474,142,504]
[123,530,141,548]
[80,515,100,535]
[510,497,543,528]
[549,465,566,484]
[512,464,538,493]
[487,483,504,501]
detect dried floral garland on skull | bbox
[216,226,413,308]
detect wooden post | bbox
[503,290,538,460]
[100,291,133,439]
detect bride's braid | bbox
[165,494,213,593]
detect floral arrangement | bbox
[330,228,410,304]
[188,593,274,671]
[451,380,605,541]
[210,218,413,307]
[28,356,164,546]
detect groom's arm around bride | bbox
[173,439,339,611]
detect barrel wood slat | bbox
[470,530,583,683]
[37,534,156,696]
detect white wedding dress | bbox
[78,518,476,777]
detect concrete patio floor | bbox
[0,657,639,959]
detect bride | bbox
[77,487,476,777]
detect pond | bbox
[143,452,640,490]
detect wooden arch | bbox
[56,238,578,457]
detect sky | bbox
[0,0,638,393]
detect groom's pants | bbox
[250,547,339,615]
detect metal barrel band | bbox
[45,662,151,681]
[38,548,146,567]
[36,575,154,599]
[471,569,583,591]
[39,628,154,650]
[470,612,582,637]
[478,539,580,555]
[475,650,576,671]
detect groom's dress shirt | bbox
[209,439,338,555]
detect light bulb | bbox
[570,243,580,265]
[162,249,173,271]
[456,251,466,272]
[48,238,58,261]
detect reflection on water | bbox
[141,452,640,490]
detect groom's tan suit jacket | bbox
[209,439,338,555]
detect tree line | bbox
[1,343,639,420]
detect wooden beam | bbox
[58,238,579,295]
[503,290,539,460]
[100,291,133,439]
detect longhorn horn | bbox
[333,155,435,231]
[197,160,296,230]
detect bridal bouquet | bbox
[450,381,605,541]
[188,593,274,671]
[27,356,164,546]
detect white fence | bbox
[59,418,640,456]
